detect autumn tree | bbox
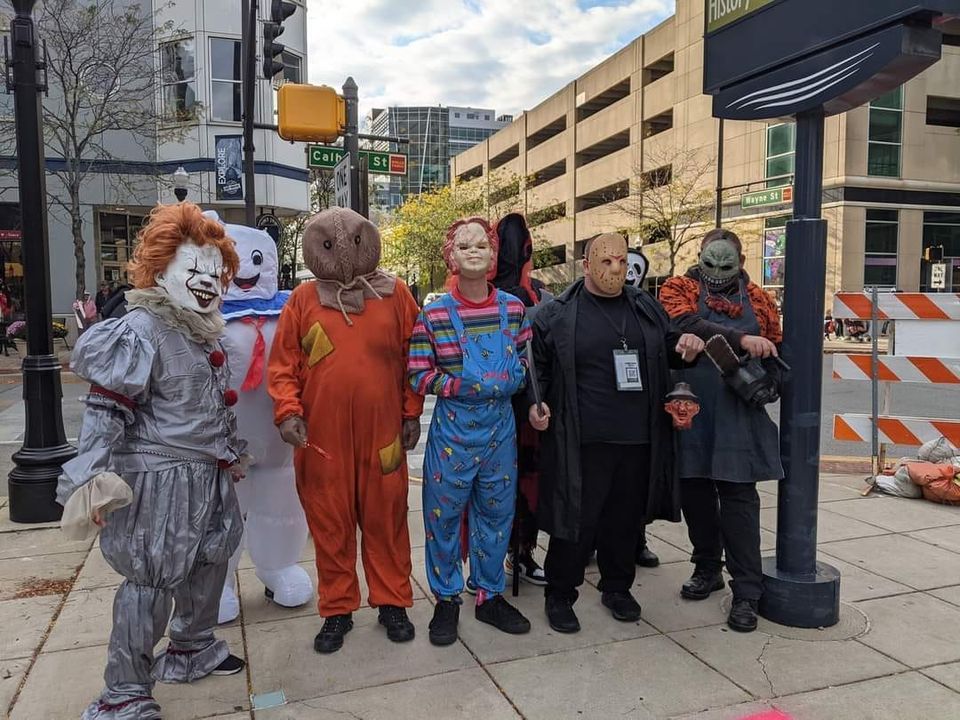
[380,171,526,292]
[611,145,716,277]
[29,0,186,300]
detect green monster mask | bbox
[698,238,741,290]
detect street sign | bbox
[741,186,793,210]
[334,154,351,209]
[703,1,955,119]
[705,0,777,34]
[307,145,407,175]
[931,263,948,290]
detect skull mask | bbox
[156,241,225,315]
[698,237,741,291]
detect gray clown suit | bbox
[57,290,245,720]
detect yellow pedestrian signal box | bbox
[277,84,345,142]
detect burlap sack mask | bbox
[302,207,396,325]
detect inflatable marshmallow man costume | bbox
[217,219,314,622]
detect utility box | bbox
[277,83,345,142]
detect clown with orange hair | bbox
[58,202,248,720]
[408,217,532,647]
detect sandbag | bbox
[905,461,960,506]
[918,437,958,464]
[874,469,923,498]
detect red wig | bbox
[127,203,240,289]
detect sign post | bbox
[931,263,947,291]
[703,0,960,629]
[333,154,351,209]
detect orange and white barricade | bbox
[832,291,960,447]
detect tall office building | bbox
[369,106,509,209]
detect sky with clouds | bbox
[305,0,675,123]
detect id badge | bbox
[613,349,643,391]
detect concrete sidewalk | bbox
[2,474,960,720]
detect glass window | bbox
[864,209,898,288]
[762,216,788,289]
[160,39,198,121]
[868,86,902,177]
[765,123,795,188]
[210,38,242,122]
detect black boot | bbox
[601,591,642,622]
[635,545,660,568]
[313,613,353,654]
[475,594,531,634]
[680,569,725,600]
[728,598,759,632]
[378,605,415,643]
[429,599,460,646]
[545,594,580,633]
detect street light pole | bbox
[7,0,76,522]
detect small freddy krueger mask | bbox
[585,233,628,295]
[664,382,700,430]
[156,242,226,315]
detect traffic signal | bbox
[262,0,297,80]
[277,84,345,142]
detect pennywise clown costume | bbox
[267,207,424,654]
[57,203,246,720]
[215,218,313,623]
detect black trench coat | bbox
[528,279,690,543]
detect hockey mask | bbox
[664,382,700,430]
[625,248,649,289]
[450,222,495,280]
[699,238,741,290]
[156,241,225,314]
[585,233,628,296]
[224,224,278,301]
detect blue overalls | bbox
[422,293,525,599]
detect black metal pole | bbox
[342,77,360,214]
[359,153,369,219]
[241,0,257,226]
[715,117,724,226]
[760,107,840,628]
[7,0,76,523]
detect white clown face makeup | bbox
[224,224,279,302]
[451,223,494,280]
[156,241,225,314]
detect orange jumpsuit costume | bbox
[268,208,424,617]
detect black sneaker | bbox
[429,599,460,646]
[680,569,726,600]
[475,594,531,634]
[378,605,415,643]
[545,594,580,633]
[211,653,245,676]
[635,545,660,568]
[506,553,547,586]
[313,613,353,654]
[601,591,642,622]
[728,598,759,632]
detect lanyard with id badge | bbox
[587,292,644,392]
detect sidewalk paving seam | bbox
[6,546,90,718]
[848,639,960,697]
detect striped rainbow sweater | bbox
[408,286,531,397]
